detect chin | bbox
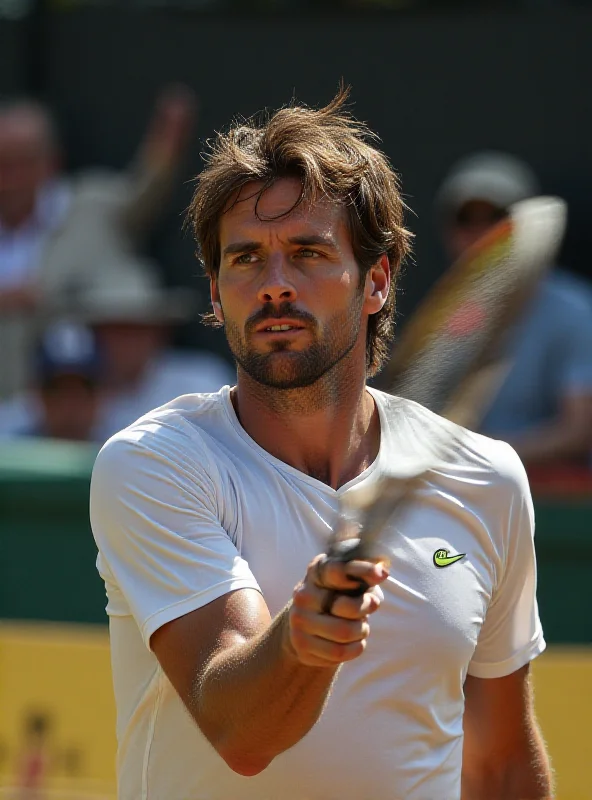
[244,353,326,390]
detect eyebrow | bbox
[222,234,338,258]
[288,235,338,249]
[222,240,261,257]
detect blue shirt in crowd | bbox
[479,270,592,437]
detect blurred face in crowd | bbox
[212,177,386,392]
[444,200,508,261]
[94,322,169,387]
[39,374,99,441]
[0,106,58,228]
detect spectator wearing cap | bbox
[7,320,102,441]
[0,86,196,399]
[79,271,236,443]
[436,151,592,467]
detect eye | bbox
[297,248,321,259]
[235,252,258,265]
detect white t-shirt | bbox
[95,350,237,444]
[90,386,545,800]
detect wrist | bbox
[279,602,301,665]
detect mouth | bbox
[255,319,307,335]
[262,324,302,332]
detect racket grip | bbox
[321,580,368,615]
[340,581,370,597]
[327,538,372,597]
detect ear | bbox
[210,277,225,323]
[364,254,390,315]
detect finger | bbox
[327,586,384,619]
[308,554,364,591]
[292,609,370,644]
[290,629,368,666]
[292,581,383,619]
[309,555,389,592]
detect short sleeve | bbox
[89,423,260,648]
[468,444,546,679]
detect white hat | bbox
[78,270,196,325]
[436,151,540,218]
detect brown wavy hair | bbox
[187,86,412,377]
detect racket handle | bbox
[326,538,373,598]
[321,580,368,615]
[340,581,370,597]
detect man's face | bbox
[213,177,388,391]
[0,113,56,226]
[40,375,99,441]
[444,199,508,261]
[94,323,167,386]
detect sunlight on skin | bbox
[208,176,390,488]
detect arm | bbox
[151,556,387,776]
[502,288,592,465]
[463,442,549,797]
[461,665,553,799]
[501,393,592,465]
[120,85,197,239]
[89,432,387,778]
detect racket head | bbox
[329,196,567,563]
[381,195,567,425]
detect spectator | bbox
[0,86,196,399]
[79,267,236,442]
[435,151,592,467]
[5,320,103,442]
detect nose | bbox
[256,254,297,305]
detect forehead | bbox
[220,177,348,240]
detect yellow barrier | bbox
[0,622,589,799]
[0,622,116,799]
[532,648,592,800]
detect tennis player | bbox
[90,90,553,800]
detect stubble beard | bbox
[224,293,366,411]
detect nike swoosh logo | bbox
[433,549,465,568]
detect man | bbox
[0,267,233,443]
[436,151,592,467]
[0,86,195,398]
[16,320,102,441]
[79,266,236,442]
[90,92,552,799]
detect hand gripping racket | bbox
[325,196,567,596]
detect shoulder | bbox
[372,388,530,497]
[92,389,230,493]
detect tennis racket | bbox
[326,195,567,577]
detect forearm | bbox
[121,87,194,237]
[119,157,176,239]
[462,732,553,799]
[462,767,553,800]
[194,603,339,775]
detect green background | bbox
[1,439,591,644]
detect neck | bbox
[231,354,380,490]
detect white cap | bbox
[78,270,196,326]
[436,151,540,219]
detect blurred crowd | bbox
[434,152,592,473]
[0,88,235,446]
[0,89,591,470]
